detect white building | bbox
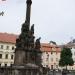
[0,33,16,66]
[65,41,75,70]
[71,48,75,63]
[40,43,61,70]
[69,47,75,70]
[41,43,75,70]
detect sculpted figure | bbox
[35,37,41,49]
[16,38,21,48]
[31,24,34,34]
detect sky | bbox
[0,0,75,45]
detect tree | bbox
[59,47,74,70]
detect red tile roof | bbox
[0,32,18,44]
[40,43,61,52]
[0,33,61,52]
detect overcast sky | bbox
[0,0,75,45]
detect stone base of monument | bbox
[1,63,43,75]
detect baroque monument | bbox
[15,0,41,66]
[12,0,42,75]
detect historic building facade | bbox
[0,32,75,70]
[41,43,75,70]
[65,40,75,70]
[0,33,61,69]
[40,43,61,70]
[0,33,16,66]
[70,47,75,70]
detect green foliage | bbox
[59,47,74,67]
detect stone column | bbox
[14,50,25,65]
[26,0,32,26]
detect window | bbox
[51,58,53,62]
[47,54,49,57]
[0,64,1,67]
[6,46,9,50]
[1,45,3,49]
[46,65,48,67]
[51,52,53,54]
[56,65,58,69]
[74,52,75,55]
[46,54,49,61]
[0,54,2,59]
[46,57,48,61]
[5,54,8,59]
[12,46,15,50]
[51,65,53,69]
[5,64,7,67]
[56,58,58,62]
[11,55,13,59]
[46,52,48,54]
[56,52,58,55]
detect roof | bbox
[40,43,61,52]
[0,32,18,44]
[0,32,61,52]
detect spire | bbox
[25,0,32,26]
